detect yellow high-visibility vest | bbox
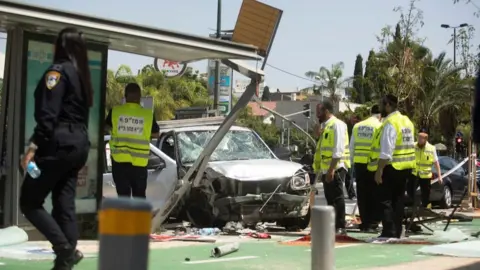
[412,142,436,179]
[111,103,153,167]
[367,112,416,171]
[352,117,381,164]
[313,117,350,173]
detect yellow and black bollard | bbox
[98,197,152,270]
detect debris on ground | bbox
[418,240,480,258]
[150,234,216,243]
[211,243,240,258]
[408,228,473,244]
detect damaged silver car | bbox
[103,119,311,229]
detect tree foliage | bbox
[353,54,364,104]
[106,65,210,120]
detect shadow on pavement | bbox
[450,261,480,270]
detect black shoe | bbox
[73,250,84,265]
[335,228,347,236]
[52,246,75,270]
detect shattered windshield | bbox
[177,129,274,164]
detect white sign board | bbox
[154,58,187,77]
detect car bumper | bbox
[214,192,307,206]
[214,192,309,221]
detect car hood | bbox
[206,159,303,181]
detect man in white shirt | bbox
[370,94,415,238]
[314,100,350,235]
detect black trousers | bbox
[407,175,431,207]
[378,165,411,238]
[20,126,89,250]
[322,168,347,229]
[355,163,381,229]
[111,160,148,198]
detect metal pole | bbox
[453,27,457,66]
[98,197,152,270]
[287,124,291,147]
[306,120,309,149]
[311,206,335,270]
[281,120,285,145]
[213,0,222,110]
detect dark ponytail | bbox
[54,27,94,107]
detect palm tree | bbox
[305,62,349,108]
[416,52,471,132]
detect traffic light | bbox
[303,103,311,118]
[455,136,463,155]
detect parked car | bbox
[430,156,469,208]
[103,123,311,229]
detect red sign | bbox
[153,58,187,78]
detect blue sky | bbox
[6,0,480,91]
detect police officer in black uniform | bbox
[20,27,92,270]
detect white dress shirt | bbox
[379,111,399,160]
[322,116,348,174]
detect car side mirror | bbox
[147,155,165,170]
[274,146,292,161]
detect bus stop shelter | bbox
[0,1,261,229]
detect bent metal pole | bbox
[311,205,335,270]
[98,197,152,270]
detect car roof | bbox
[162,125,251,133]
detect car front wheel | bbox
[439,185,452,209]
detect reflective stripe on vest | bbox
[352,117,381,164]
[412,142,436,179]
[111,103,153,167]
[314,117,350,172]
[367,112,416,172]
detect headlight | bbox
[290,173,310,190]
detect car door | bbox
[443,157,467,200]
[102,138,178,212]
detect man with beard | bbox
[350,105,382,232]
[408,128,442,209]
[367,94,416,238]
[312,100,350,235]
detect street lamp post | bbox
[441,22,475,210]
[441,23,469,66]
[213,0,222,110]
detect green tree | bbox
[106,64,210,121]
[261,86,271,101]
[363,50,375,102]
[416,52,472,132]
[394,23,402,41]
[353,54,364,103]
[305,62,348,108]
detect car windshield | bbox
[176,129,274,164]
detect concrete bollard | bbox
[98,197,152,270]
[311,205,335,270]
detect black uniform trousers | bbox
[377,165,411,238]
[407,175,431,207]
[20,125,89,250]
[321,168,347,229]
[111,160,148,198]
[355,163,381,229]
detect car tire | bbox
[439,185,453,209]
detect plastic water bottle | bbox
[198,228,221,236]
[26,162,41,179]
